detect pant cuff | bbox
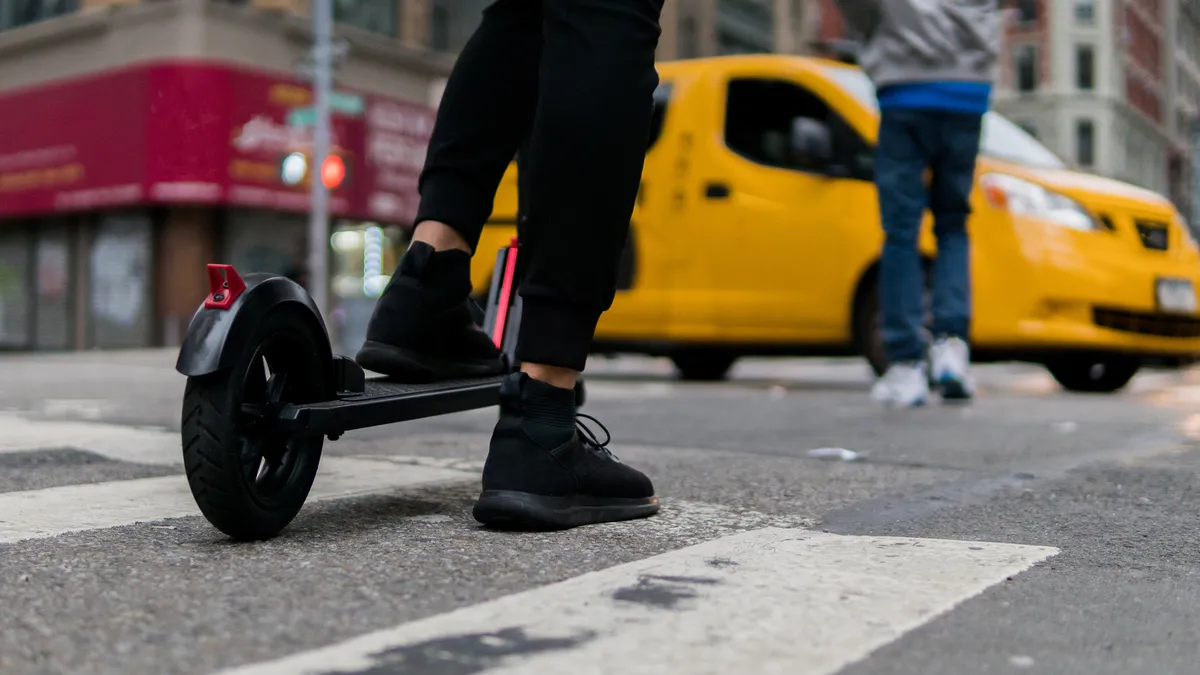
[931,322,970,340]
[884,340,928,364]
[515,297,601,372]
[414,171,488,250]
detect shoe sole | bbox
[873,393,929,407]
[473,490,661,531]
[356,341,506,383]
[937,375,973,401]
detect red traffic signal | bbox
[321,154,346,190]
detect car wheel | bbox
[1046,356,1141,393]
[853,278,887,377]
[853,267,935,379]
[672,349,738,381]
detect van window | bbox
[647,82,672,151]
[723,77,872,179]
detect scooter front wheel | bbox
[180,304,329,541]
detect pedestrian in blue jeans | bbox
[835,0,999,407]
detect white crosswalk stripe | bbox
[214,528,1056,675]
[0,413,182,466]
[0,457,474,544]
[0,415,1059,675]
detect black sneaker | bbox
[356,241,506,382]
[473,373,660,530]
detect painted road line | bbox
[0,418,497,468]
[216,528,1058,675]
[0,414,181,466]
[0,457,473,544]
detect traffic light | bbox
[279,152,348,190]
[280,152,307,186]
[321,154,345,190]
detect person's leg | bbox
[356,0,541,381]
[927,111,984,399]
[512,0,664,389]
[876,110,931,365]
[473,0,665,531]
[871,108,934,407]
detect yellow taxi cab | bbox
[471,54,1200,393]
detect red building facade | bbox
[0,60,433,352]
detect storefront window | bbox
[90,212,153,349]
[34,220,72,350]
[329,220,409,356]
[0,225,32,349]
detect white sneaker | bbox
[871,361,930,407]
[930,336,974,400]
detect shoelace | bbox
[575,413,620,462]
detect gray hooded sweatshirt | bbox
[834,0,1000,90]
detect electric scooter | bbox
[173,238,585,541]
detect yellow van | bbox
[471,54,1200,393]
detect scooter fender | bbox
[175,270,332,379]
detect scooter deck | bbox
[276,375,505,436]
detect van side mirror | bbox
[790,117,834,169]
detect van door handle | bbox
[704,182,731,199]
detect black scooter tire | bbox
[180,305,329,541]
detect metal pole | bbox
[308,0,333,316]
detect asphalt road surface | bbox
[1,349,1199,675]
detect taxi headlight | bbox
[980,173,1100,231]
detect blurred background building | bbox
[0,0,459,353]
[1,0,1195,354]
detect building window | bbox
[1016,45,1038,92]
[1076,44,1094,90]
[1017,0,1038,24]
[430,1,450,51]
[1077,119,1095,167]
[0,225,32,348]
[716,0,773,54]
[0,0,78,31]
[333,0,396,37]
[679,15,698,59]
[1074,0,1094,23]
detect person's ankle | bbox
[412,220,471,253]
[497,371,576,449]
[520,363,577,390]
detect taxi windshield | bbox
[817,64,1068,171]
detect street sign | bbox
[286,91,365,126]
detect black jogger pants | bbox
[412,0,664,372]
